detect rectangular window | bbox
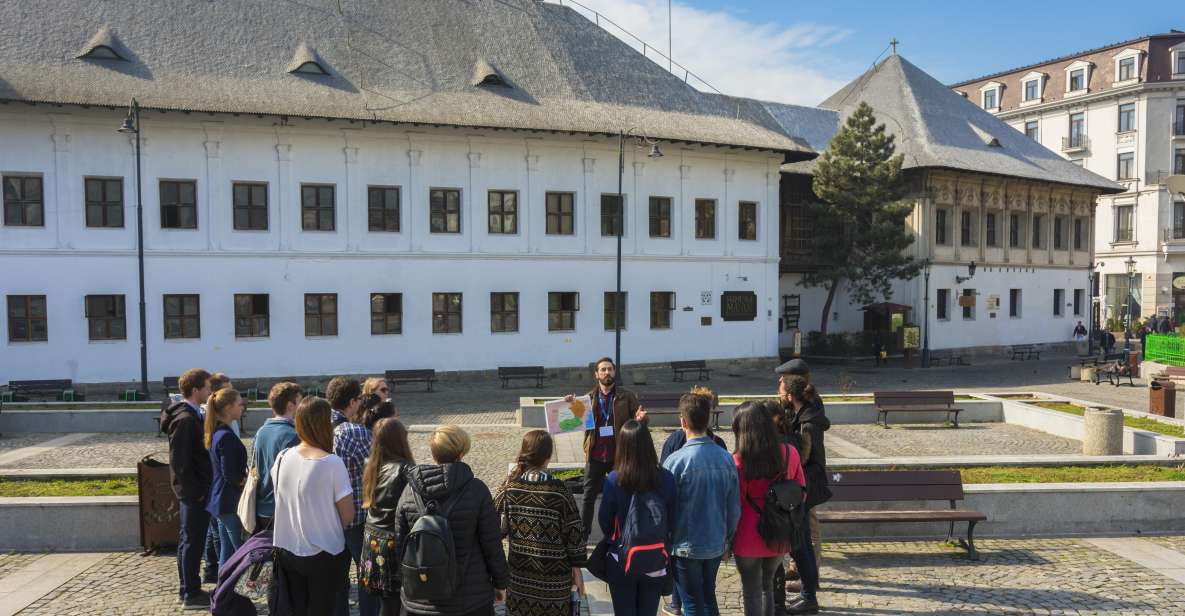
[1117,103,1136,132]
[429,188,462,234]
[985,213,997,247]
[738,201,758,241]
[1009,289,1022,318]
[936,289,950,321]
[159,180,197,229]
[163,294,200,339]
[1024,80,1039,101]
[85,178,124,228]
[1118,57,1136,81]
[935,208,949,245]
[547,292,578,332]
[1106,273,1141,324]
[487,190,518,235]
[1024,120,1039,140]
[1073,289,1085,317]
[301,184,335,231]
[1074,218,1084,250]
[983,89,997,110]
[490,292,519,333]
[232,182,268,231]
[1031,214,1044,249]
[694,199,716,239]
[1010,213,1023,248]
[1176,104,1185,136]
[303,293,337,337]
[1069,112,1085,147]
[1115,205,1133,242]
[600,194,623,237]
[85,294,126,341]
[7,295,47,342]
[234,294,269,338]
[3,175,44,227]
[432,293,463,333]
[1175,202,1185,240]
[367,186,400,232]
[1174,148,1185,175]
[650,292,675,329]
[546,192,575,235]
[648,197,671,238]
[370,293,402,335]
[1178,52,1185,75]
[960,211,976,246]
[1053,289,1065,317]
[604,291,627,331]
[1053,216,1066,250]
[962,289,976,320]
[1069,68,1086,91]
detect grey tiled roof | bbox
[0,0,813,156]
[768,55,1121,192]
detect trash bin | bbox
[1150,380,1177,418]
[1083,408,1124,455]
[137,454,180,554]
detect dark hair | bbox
[593,357,615,372]
[678,393,711,433]
[294,396,334,452]
[507,430,554,485]
[326,376,362,411]
[209,372,231,392]
[784,376,820,407]
[732,401,785,480]
[268,382,303,416]
[357,393,396,430]
[614,420,659,493]
[362,418,414,509]
[179,368,211,399]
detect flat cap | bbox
[775,358,811,375]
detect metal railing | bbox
[1174,116,1185,136]
[1146,334,1185,366]
[1062,134,1090,152]
[1164,226,1185,242]
[1146,170,1170,186]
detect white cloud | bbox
[546,0,853,106]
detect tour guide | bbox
[566,356,647,537]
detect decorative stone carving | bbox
[274,143,291,162]
[583,157,595,173]
[931,179,954,205]
[1052,191,1070,213]
[1030,187,1048,212]
[1005,184,1025,210]
[983,183,1002,209]
[958,182,978,208]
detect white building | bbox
[0,0,813,384]
[952,32,1185,327]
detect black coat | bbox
[161,400,212,504]
[366,461,411,532]
[790,399,832,509]
[395,462,510,616]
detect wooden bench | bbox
[162,376,180,399]
[1,379,78,403]
[873,390,962,428]
[1095,360,1135,387]
[670,360,712,382]
[498,366,546,389]
[928,350,968,366]
[385,369,437,393]
[816,470,987,559]
[1010,344,1040,360]
[638,392,724,430]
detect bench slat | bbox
[817,510,987,523]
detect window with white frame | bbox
[980,82,1002,111]
[1065,61,1092,93]
[1024,80,1039,101]
[1024,120,1039,140]
[1174,49,1185,76]
[1117,152,1135,180]
[1020,71,1044,103]
[1115,204,1134,242]
[1113,49,1142,84]
[1117,103,1136,132]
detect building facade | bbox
[952,32,1185,326]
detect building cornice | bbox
[993,80,1185,119]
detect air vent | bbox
[287,43,328,75]
[471,58,506,87]
[76,27,127,61]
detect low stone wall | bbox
[0,496,141,551]
[0,408,274,434]
[982,395,1185,456]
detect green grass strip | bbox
[1033,402,1185,438]
[0,477,139,497]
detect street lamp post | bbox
[118,100,148,398]
[1088,261,1102,356]
[921,260,931,368]
[1123,256,1137,356]
[615,129,662,370]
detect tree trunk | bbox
[819,277,841,336]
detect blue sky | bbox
[561,0,1181,105]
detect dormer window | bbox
[979,81,1002,112]
[76,27,128,62]
[1065,60,1093,95]
[287,43,329,76]
[1175,49,1185,78]
[1024,80,1038,101]
[1069,69,1085,91]
[292,61,327,75]
[1020,71,1045,106]
[1118,57,1136,81]
[471,58,507,88]
[1113,48,1143,86]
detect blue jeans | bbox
[606,556,665,616]
[336,524,379,616]
[204,518,220,580]
[178,500,211,598]
[215,513,245,568]
[673,557,722,616]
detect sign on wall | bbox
[721,291,758,321]
[985,295,1000,311]
[701,291,713,306]
[903,326,920,350]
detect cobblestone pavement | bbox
[0,433,62,452]
[0,552,41,579]
[0,433,252,469]
[830,422,1083,458]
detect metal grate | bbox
[1146,334,1185,366]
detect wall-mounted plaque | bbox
[721,291,758,321]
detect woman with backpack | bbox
[271,397,355,615]
[729,401,809,616]
[204,387,247,568]
[360,417,416,616]
[598,420,677,616]
[494,430,587,616]
[394,425,510,616]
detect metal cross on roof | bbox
[890,38,899,55]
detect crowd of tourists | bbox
[160,356,830,616]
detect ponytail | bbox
[203,388,241,449]
[784,376,819,409]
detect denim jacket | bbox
[662,436,740,559]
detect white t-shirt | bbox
[270,449,353,557]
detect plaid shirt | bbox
[333,421,372,528]
[590,389,616,464]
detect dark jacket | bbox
[162,400,213,504]
[395,462,510,616]
[597,468,678,546]
[582,385,643,455]
[366,461,411,532]
[207,424,248,516]
[659,429,727,464]
[790,398,832,509]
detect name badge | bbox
[599,426,614,438]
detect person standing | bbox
[599,421,677,616]
[661,395,739,616]
[327,376,362,429]
[254,382,303,532]
[730,401,809,616]
[161,368,214,610]
[272,397,354,615]
[360,418,416,616]
[781,376,829,615]
[571,357,647,537]
[205,388,248,568]
[395,425,510,616]
[1160,316,1174,334]
[494,430,587,616]
[332,378,378,616]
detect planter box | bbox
[0,496,140,551]
[0,408,273,434]
[979,395,1185,456]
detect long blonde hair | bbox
[203,388,241,449]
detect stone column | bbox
[1083,407,1124,455]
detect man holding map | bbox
[565,356,647,537]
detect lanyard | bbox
[597,390,614,426]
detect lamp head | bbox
[647,143,663,159]
[117,114,137,134]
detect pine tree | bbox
[802,101,922,334]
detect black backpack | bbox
[745,444,806,553]
[400,480,472,603]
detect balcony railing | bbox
[1062,134,1090,152]
[1147,170,1171,185]
[1164,227,1185,242]
[1174,117,1185,137]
